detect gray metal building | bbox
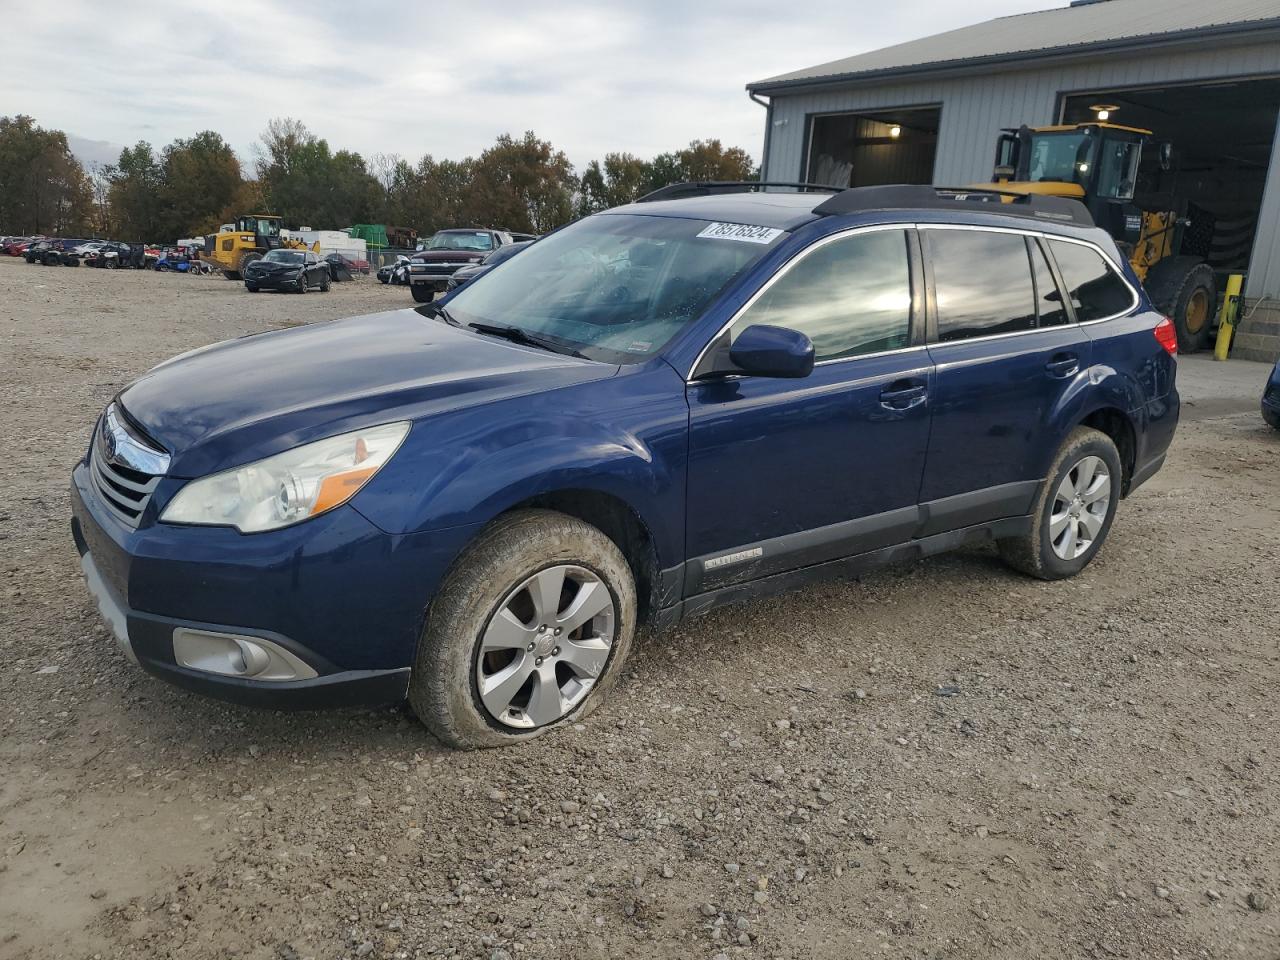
[748,0,1280,338]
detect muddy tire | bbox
[408,510,636,749]
[1145,257,1215,354]
[999,427,1123,581]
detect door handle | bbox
[1045,353,1080,378]
[879,381,928,410]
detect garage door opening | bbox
[1061,78,1280,274]
[805,106,941,188]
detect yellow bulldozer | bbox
[984,121,1218,352]
[202,215,318,280]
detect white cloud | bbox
[1,0,1057,170]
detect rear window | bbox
[1048,240,1135,322]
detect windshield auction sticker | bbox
[696,222,784,244]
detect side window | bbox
[928,230,1037,342]
[731,230,912,362]
[1030,240,1070,327]
[1049,240,1135,322]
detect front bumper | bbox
[409,274,452,293]
[71,461,480,710]
[245,272,300,290]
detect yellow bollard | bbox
[1214,273,1244,361]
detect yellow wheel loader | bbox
[202,215,318,280]
[983,122,1218,352]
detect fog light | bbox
[172,628,318,681]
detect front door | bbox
[684,226,933,595]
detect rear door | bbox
[684,226,934,594]
[918,226,1093,532]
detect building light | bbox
[889,125,902,138]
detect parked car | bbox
[85,242,149,269]
[408,228,513,303]
[1263,359,1280,429]
[378,255,410,286]
[61,240,108,266]
[243,249,331,292]
[23,239,63,265]
[324,252,367,282]
[69,182,1179,748]
[4,237,37,256]
[445,240,531,292]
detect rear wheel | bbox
[320,273,331,292]
[411,284,433,304]
[1145,257,1215,354]
[408,510,636,749]
[1264,406,1280,430]
[999,427,1123,580]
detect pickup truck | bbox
[408,228,513,303]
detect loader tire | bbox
[1144,257,1215,354]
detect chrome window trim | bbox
[686,220,1144,382]
[685,223,911,382]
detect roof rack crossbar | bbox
[636,181,842,203]
[811,184,1094,227]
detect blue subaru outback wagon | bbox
[71,183,1180,747]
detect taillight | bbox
[1154,317,1178,356]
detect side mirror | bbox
[728,324,815,379]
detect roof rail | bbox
[812,184,1095,227]
[636,181,842,203]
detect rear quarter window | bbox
[1049,240,1135,322]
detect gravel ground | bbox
[1,255,1278,960]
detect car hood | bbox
[119,309,616,477]
[246,260,296,274]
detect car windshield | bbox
[442,214,782,363]
[264,250,304,264]
[426,231,494,252]
[1027,132,1097,185]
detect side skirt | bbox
[654,514,1033,627]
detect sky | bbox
[2,0,1057,173]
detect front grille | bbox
[89,405,168,528]
[414,263,463,276]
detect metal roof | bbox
[750,0,1280,92]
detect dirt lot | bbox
[1,254,1278,960]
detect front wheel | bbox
[408,510,637,749]
[410,284,433,303]
[999,427,1123,580]
[320,274,331,292]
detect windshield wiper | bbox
[466,322,589,359]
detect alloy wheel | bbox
[475,564,616,730]
[1049,456,1112,560]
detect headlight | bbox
[161,422,410,533]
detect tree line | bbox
[0,114,756,242]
